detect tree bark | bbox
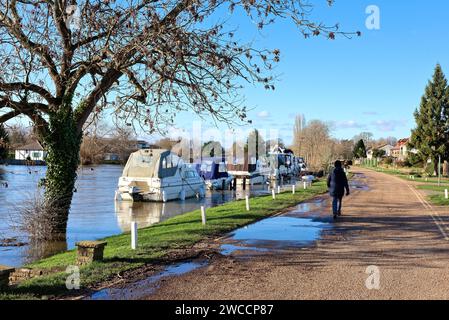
[41,99,81,241]
[434,158,439,177]
[444,160,449,177]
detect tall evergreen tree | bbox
[353,139,367,159]
[409,64,449,174]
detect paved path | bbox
[148,168,449,300]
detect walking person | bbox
[327,160,350,219]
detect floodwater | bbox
[220,198,331,255]
[219,175,370,256]
[0,164,282,267]
[87,260,208,300]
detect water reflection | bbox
[114,185,276,232]
[23,241,67,265]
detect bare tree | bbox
[0,0,358,240]
[300,119,334,171]
[292,113,306,155]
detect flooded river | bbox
[0,164,275,267]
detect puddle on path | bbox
[219,174,370,256]
[220,215,331,256]
[349,175,370,191]
[87,260,207,300]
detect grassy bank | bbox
[1,180,328,300]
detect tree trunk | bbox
[444,161,449,177]
[41,104,81,241]
[434,158,439,177]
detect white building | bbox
[15,141,46,161]
[378,144,395,157]
[366,144,395,160]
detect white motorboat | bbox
[116,149,205,202]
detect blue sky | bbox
[5,1,449,146]
[162,0,449,145]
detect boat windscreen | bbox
[122,152,158,177]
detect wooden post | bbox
[445,189,448,200]
[245,195,250,211]
[292,184,295,194]
[272,189,276,199]
[201,206,207,225]
[243,177,246,190]
[303,181,307,190]
[131,221,138,250]
[277,185,281,194]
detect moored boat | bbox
[195,159,234,190]
[116,149,205,202]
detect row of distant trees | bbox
[291,114,399,171]
[0,123,139,165]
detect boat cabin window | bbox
[185,170,198,178]
[162,154,180,169]
[218,163,226,173]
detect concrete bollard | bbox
[75,241,107,266]
[245,195,250,211]
[0,265,15,290]
[292,184,295,194]
[201,206,207,225]
[445,189,448,200]
[272,189,276,199]
[131,221,138,250]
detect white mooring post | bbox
[445,189,448,199]
[272,189,276,199]
[201,206,207,225]
[292,184,296,194]
[131,221,138,250]
[245,195,250,211]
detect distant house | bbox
[391,138,417,161]
[15,141,46,161]
[378,144,395,157]
[104,153,120,161]
[366,144,395,160]
[135,140,151,149]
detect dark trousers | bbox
[332,196,343,214]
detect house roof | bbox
[378,144,394,149]
[16,140,44,151]
[396,138,409,147]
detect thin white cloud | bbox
[257,110,271,118]
[370,120,406,132]
[332,120,366,130]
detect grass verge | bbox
[1,180,328,300]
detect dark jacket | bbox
[327,167,350,198]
